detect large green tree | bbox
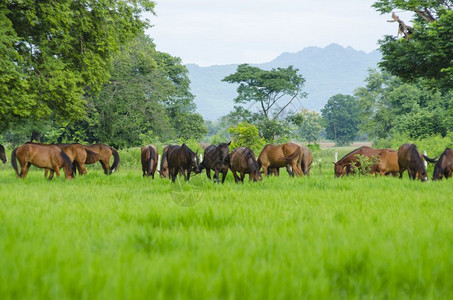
[222,64,306,119]
[288,109,323,143]
[373,0,453,90]
[0,0,154,131]
[321,94,360,146]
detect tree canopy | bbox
[222,64,306,119]
[0,0,155,131]
[373,0,453,90]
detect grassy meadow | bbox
[0,147,452,299]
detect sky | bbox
[145,0,413,66]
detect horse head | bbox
[333,162,346,177]
[0,144,7,163]
[191,149,201,174]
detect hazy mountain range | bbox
[186,43,381,121]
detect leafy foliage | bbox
[355,69,452,140]
[0,0,155,131]
[227,122,265,153]
[288,109,323,143]
[321,94,360,146]
[373,0,453,90]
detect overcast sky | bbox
[145,0,412,66]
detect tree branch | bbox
[274,94,298,119]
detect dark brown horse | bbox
[301,146,313,176]
[200,142,231,183]
[229,147,262,183]
[334,146,386,177]
[165,144,201,182]
[397,143,428,181]
[141,145,158,178]
[11,143,74,179]
[257,143,302,177]
[427,148,453,180]
[83,143,120,175]
[0,144,7,164]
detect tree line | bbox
[1,0,452,148]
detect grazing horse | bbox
[300,146,313,176]
[141,145,158,178]
[165,144,201,183]
[229,147,262,183]
[334,146,386,177]
[257,143,303,177]
[83,143,120,175]
[427,148,453,180]
[11,143,74,179]
[397,143,428,181]
[0,144,7,163]
[200,142,231,183]
[372,149,399,176]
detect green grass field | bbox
[0,148,452,299]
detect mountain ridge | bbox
[187,43,381,120]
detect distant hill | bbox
[186,43,381,120]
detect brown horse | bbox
[200,142,231,183]
[11,143,74,179]
[0,144,7,163]
[83,143,120,175]
[428,148,453,180]
[334,146,387,177]
[257,143,302,177]
[397,143,428,181]
[141,145,158,178]
[165,144,201,183]
[372,149,399,176]
[300,146,313,176]
[229,147,262,183]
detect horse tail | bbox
[11,148,19,177]
[85,149,101,164]
[147,146,155,175]
[423,155,438,164]
[110,147,120,173]
[285,147,301,163]
[60,150,73,176]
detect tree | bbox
[355,69,452,140]
[222,64,306,119]
[373,1,453,90]
[227,122,265,152]
[0,0,155,131]
[321,94,360,146]
[288,109,323,143]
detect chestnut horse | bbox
[83,143,120,175]
[229,147,262,183]
[11,143,74,179]
[334,146,387,177]
[165,144,201,182]
[0,144,7,164]
[200,142,231,183]
[258,143,302,177]
[141,145,158,178]
[397,143,428,181]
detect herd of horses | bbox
[1,141,452,182]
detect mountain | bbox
[186,43,381,121]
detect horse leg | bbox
[221,170,227,184]
[186,169,191,181]
[286,165,294,177]
[48,170,54,180]
[99,160,109,175]
[240,172,245,183]
[78,163,87,176]
[231,170,239,183]
[262,166,268,177]
[214,169,220,184]
[206,168,211,180]
[44,168,49,178]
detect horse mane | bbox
[147,146,156,175]
[409,144,426,172]
[244,148,259,173]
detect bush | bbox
[227,122,266,153]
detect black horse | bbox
[425,148,453,180]
[166,144,201,182]
[200,142,230,183]
[0,144,7,163]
